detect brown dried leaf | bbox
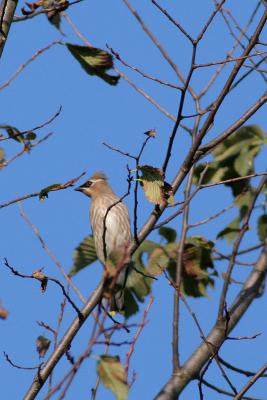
[0,307,8,319]
[36,335,51,358]
[32,269,48,292]
[144,129,156,138]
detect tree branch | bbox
[154,244,267,399]
[0,0,18,58]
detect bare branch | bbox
[4,351,42,371]
[218,356,267,378]
[0,171,85,209]
[154,245,267,399]
[234,364,267,400]
[151,0,194,43]
[115,68,176,121]
[3,258,82,317]
[18,204,86,304]
[0,41,61,92]
[202,379,263,400]
[217,176,267,319]
[13,0,84,22]
[125,296,154,376]
[108,45,182,90]
[0,0,18,58]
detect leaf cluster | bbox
[69,228,216,317]
[194,125,267,243]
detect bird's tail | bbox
[110,288,125,313]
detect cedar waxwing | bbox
[75,172,132,311]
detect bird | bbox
[75,172,132,312]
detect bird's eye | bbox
[85,181,93,188]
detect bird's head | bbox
[75,172,111,199]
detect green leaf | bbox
[0,124,24,143]
[123,289,139,319]
[235,190,254,219]
[126,262,151,302]
[66,43,120,86]
[132,240,159,270]
[39,184,61,200]
[97,355,128,400]
[257,214,267,242]
[147,247,169,276]
[213,125,264,161]
[124,240,156,311]
[194,125,265,196]
[159,226,176,243]
[26,131,37,141]
[216,217,240,243]
[69,235,97,277]
[234,146,258,176]
[193,164,226,185]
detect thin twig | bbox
[13,0,84,22]
[3,258,82,318]
[108,45,182,90]
[151,0,194,43]
[218,175,267,319]
[188,200,235,228]
[234,364,267,400]
[1,133,53,169]
[125,296,154,376]
[18,205,86,305]
[115,68,176,121]
[202,379,262,400]
[62,12,92,46]
[0,106,62,141]
[0,41,61,92]
[218,356,267,378]
[0,171,85,209]
[200,172,267,189]
[173,167,194,371]
[3,351,42,371]
[122,0,196,98]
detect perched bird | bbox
[75,172,132,311]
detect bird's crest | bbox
[89,171,107,181]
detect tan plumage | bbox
[75,172,131,311]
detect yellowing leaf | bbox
[147,247,168,276]
[66,44,119,86]
[97,355,128,400]
[137,165,173,205]
[0,147,5,165]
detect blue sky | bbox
[1,0,267,399]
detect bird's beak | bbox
[74,185,84,192]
